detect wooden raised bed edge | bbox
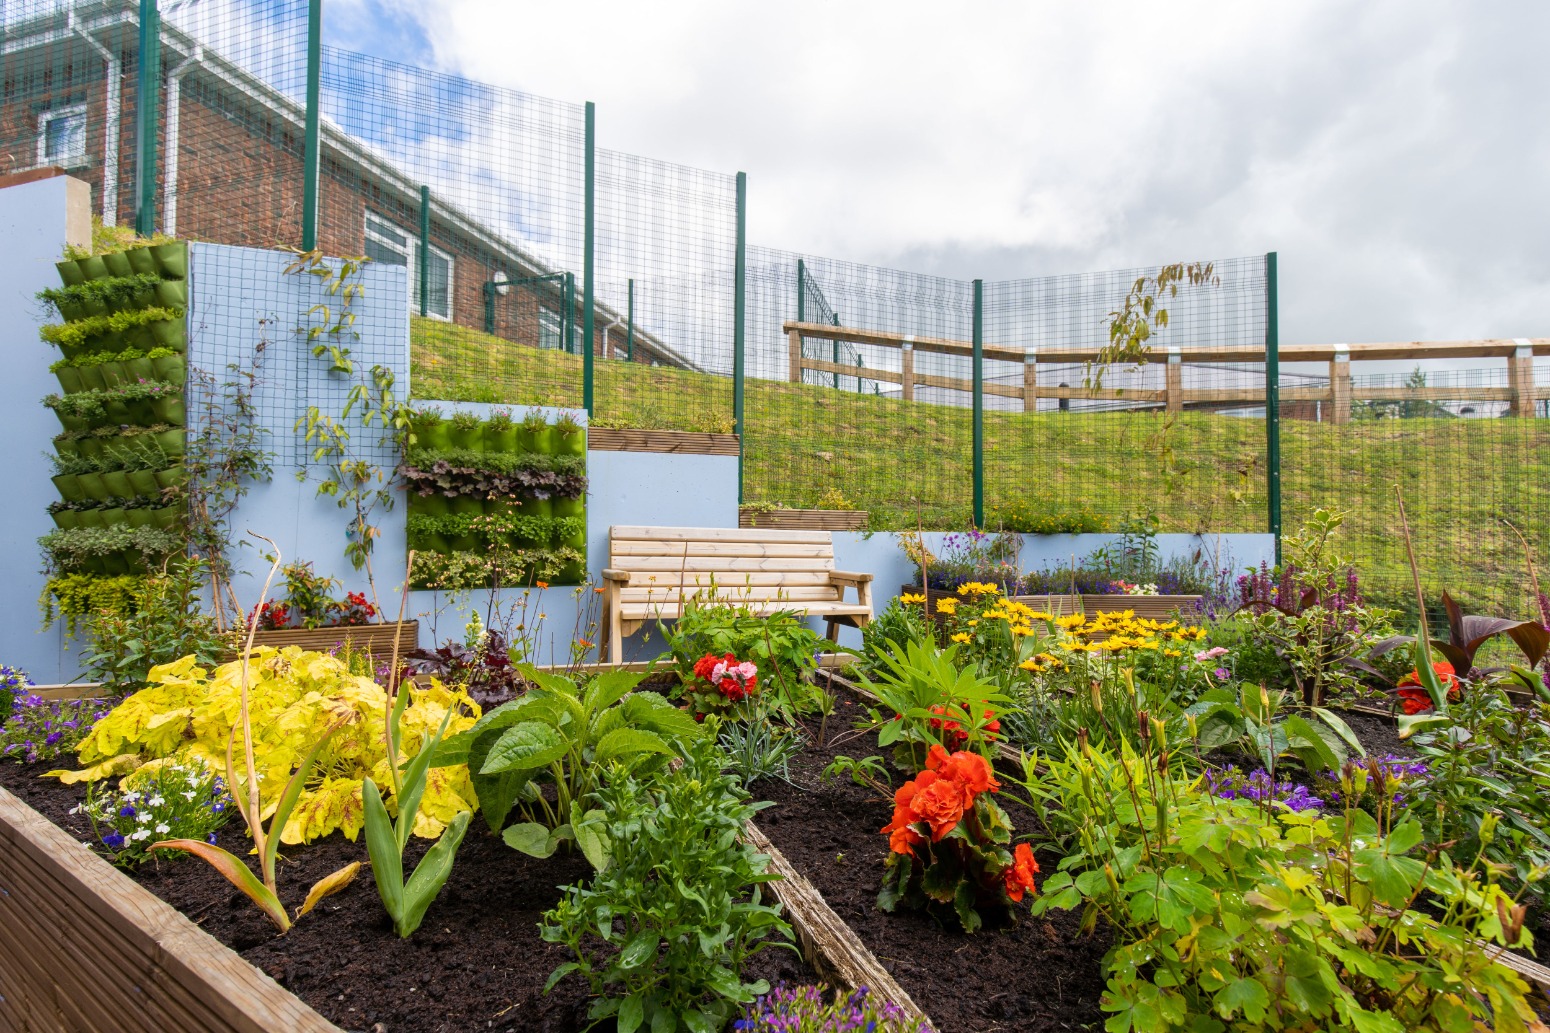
[0,785,341,1033]
[739,508,868,532]
[744,820,931,1026]
[233,620,420,661]
[586,427,740,456]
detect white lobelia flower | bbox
[131,829,151,841]
[147,796,165,807]
[155,823,170,834]
[182,791,197,801]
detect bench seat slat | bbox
[618,586,845,603]
[613,556,836,573]
[611,526,833,544]
[609,541,836,559]
[620,602,870,620]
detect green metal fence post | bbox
[582,100,595,416]
[1265,251,1283,565]
[972,278,985,529]
[418,185,430,318]
[564,272,575,354]
[733,171,748,504]
[626,279,635,361]
[796,258,805,323]
[135,0,161,236]
[301,0,322,250]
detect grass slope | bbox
[411,320,1549,615]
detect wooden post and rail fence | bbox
[783,321,1550,423]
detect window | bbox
[538,307,565,351]
[364,211,453,320]
[37,105,87,168]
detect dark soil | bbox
[0,759,811,1033]
[1326,705,1409,759]
[753,689,1111,1033]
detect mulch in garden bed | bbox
[0,759,812,1033]
[753,688,1112,1033]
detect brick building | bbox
[1,0,692,368]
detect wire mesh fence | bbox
[4,0,1547,616]
[1277,364,1550,616]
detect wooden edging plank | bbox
[587,428,741,455]
[0,785,342,1033]
[744,820,932,1026]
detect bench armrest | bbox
[829,571,874,609]
[829,571,874,585]
[602,568,631,584]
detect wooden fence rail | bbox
[783,322,1550,424]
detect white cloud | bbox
[369,0,1549,346]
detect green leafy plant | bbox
[860,639,1010,769]
[39,573,148,637]
[718,708,805,785]
[540,735,793,1033]
[433,666,701,854]
[38,526,184,574]
[39,305,184,353]
[858,597,936,677]
[1185,680,1364,777]
[82,556,226,696]
[1027,739,1545,1033]
[361,660,473,938]
[279,560,342,629]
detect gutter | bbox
[162,44,201,235]
[72,11,120,226]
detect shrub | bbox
[56,648,479,845]
[662,601,824,719]
[541,736,793,1033]
[82,556,225,696]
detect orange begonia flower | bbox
[1003,842,1040,902]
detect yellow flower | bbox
[1019,659,1044,673]
[1164,648,1182,658]
[899,592,926,605]
[935,598,959,615]
[950,632,973,644]
[956,582,1001,597]
[1056,614,1087,630]
[967,619,980,628]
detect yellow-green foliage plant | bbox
[52,647,480,844]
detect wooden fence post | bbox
[1023,350,1037,412]
[1510,339,1536,418]
[788,328,804,384]
[900,340,914,401]
[1165,346,1183,412]
[1330,343,1351,424]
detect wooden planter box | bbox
[0,785,341,1032]
[586,427,739,455]
[1081,594,1202,620]
[233,620,420,661]
[741,508,867,531]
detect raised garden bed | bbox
[0,758,816,1033]
[586,427,740,455]
[237,620,420,661]
[740,508,868,531]
[1081,593,1201,619]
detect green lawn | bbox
[411,319,1550,616]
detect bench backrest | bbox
[609,525,838,611]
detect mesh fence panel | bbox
[984,256,1269,536]
[1278,364,1550,616]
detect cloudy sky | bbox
[328,0,1547,351]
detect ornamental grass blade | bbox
[296,861,361,918]
[362,778,404,922]
[394,705,457,852]
[150,839,289,932]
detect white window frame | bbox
[364,211,455,321]
[37,104,88,169]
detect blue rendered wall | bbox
[0,176,88,683]
[188,243,410,610]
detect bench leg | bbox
[825,619,841,643]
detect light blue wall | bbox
[189,243,411,609]
[0,177,84,683]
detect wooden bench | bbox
[600,526,874,664]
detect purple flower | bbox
[118,805,136,818]
[1213,667,1231,681]
[102,831,125,849]
[206,833,218,844]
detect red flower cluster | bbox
[252,601,291,631]
[333,592,378,627]
[927,705,1001,750]
[692,652,758,702]
[1396,661,1460,715]
[881,745,1000,854]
